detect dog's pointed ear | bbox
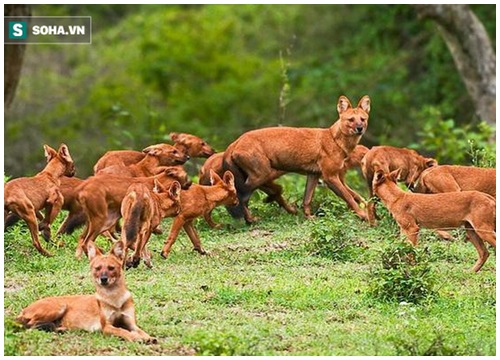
[87,242,102,261]
[170,132,188,144]
[169,181,181,200]
[44,145,58,163]
[110,240,125,261]
[142,144,163,156]
[153,178,165,194]
[357,95,371,113]
[425,158,438,168]
[389,169,401,182]
[210,169,222,185]
[373,170,385,186]
[223,171,235,188]
[337,96,352,114]
[57,143,73,163]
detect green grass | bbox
[4,174,496,355]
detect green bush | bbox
[410,106,495,164]
[306,198,367,262]
[369,241,436,304]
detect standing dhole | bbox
[4,144,75,256]
[160,170,238,258]
[373,169,496,272]
[222,95,371,223]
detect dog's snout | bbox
[100,274,108,285]
[355,126,364,134]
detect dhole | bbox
[16,241,156,343]
[199,145,368,227]
[414,165,495,198]
[121,179,182,269]
[169,132,216,158]
[160,170,238,258]
[95,144,189,176]
[361,145,437,224]
[93,133,215,174]
[75,166,191,258]
[4,144,75,256]
[222,95,370,223]
[373,169,496,272]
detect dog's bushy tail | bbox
[123,196,143,246]
[60,212,86,234]
[4,212,21,230]
[222,154,249,220]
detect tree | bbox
[413,5,496,132]
[4,4,31,110]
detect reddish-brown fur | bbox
[160,171,238,258]
[93,133,215,174]
[169,132,216,158]
[373,169,496,272]
[199,145,368,227]
[75,167,190,258]
[95,144,189,176]
[222,95,371,223]
[361,146,437,224]
[4,144,75,256]
[16,241,156,343]
[414,165,495,198]
[121,180,181,269]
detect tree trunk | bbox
[4,4,31,110]
[413,5,496,132]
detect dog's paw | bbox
[145,337,158,345]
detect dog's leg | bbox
[260,181,297,215]
[160,216,184,259]
[435,230,454,241]
[399,221,420,246]
[17,302,67,329]
[302,174,320,218]
[39,190,64,242]
[203,210,221,229]
[13,202,52,256]
[323,173,368,221]
[183,220,206,255]
[465,227,490,272]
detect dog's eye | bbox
[107,266,115,271]
[95,265,102,271]
[348,117,355,122]
[360,117,366,122]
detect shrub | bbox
[306,198,367,262]
[369,241,436,304]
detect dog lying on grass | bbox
[4,144,75,256]
[16,241,156,343]
[373,169,496,272]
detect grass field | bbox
[3,173,496,355]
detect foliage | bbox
[4,173,496,355]
[369,241,436,304]
[306,197,367,262]
[5,5,496,177]
[409,106,495,164]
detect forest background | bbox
[4,4,496,177]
